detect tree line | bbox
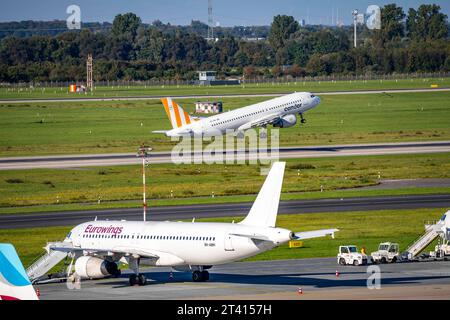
[0,3,448,83]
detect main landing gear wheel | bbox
[129,273,146,286]
[300,114,306,124]
[192,270,209,282]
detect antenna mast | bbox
[207,0,214,39]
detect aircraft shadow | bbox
[95,270,450,289]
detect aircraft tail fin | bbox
[0,243,38,300]
[161,97,193,129]
[239,162,286,228]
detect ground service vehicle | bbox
[337,245,368,266]
[371,242,400,263]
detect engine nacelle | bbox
[273,114,297,128]
[74,256,118,279]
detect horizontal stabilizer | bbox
[293,228,339,240]
[230,233,270,242]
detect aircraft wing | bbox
[237,113,282,131]
[293,228,339,240]
[48,243,184,265]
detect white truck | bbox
[371,242,400,263]
[337,245,368,266]
[431,241,450,259]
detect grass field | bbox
[0,77,449,100]
[0,91,449,156]
[0,153,449,210]
[1,208,445,268]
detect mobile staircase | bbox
[403,220,444,260]
[26,242,72,282]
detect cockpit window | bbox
[66,231,72,239]
[310,94,315,98]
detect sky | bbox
[1,0,449,26]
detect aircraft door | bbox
[224,232,235,251]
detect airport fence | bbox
[1,72,449,88]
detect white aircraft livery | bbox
[49,162,338,286]
[153,92,320,137]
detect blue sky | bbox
[1,0,449,26]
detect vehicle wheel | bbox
[138,274,146,286]
[192,270,203,282]
[353,260,359,266]
[391,257,397,263]
[201,271,209,281]
[381,257,387,264]
[339,258,346,265]
[129,274,139,286]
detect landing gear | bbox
[259,128,267,139]
[129,273,146,286]
[127,255,145,286]
[192,270,209,282]
[300,113,306,124]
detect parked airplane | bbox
[47,162,337,286]
[0,243,39,300]
[153,92,320,137]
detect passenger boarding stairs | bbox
[26,242,72,282]
[404,220,444,259]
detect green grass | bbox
[0,77,449,100]
[2,208,445,268]
[0,91,449,156]
[0,153,449,210]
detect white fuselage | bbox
[166,92,320,137]
[66,220,292,266]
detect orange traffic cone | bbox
[297,287,303,294]
[335,270,340,277]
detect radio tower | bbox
[207,0,214,40]
[86,53,93,92]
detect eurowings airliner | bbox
[48,162,338,286]
[153,92,320,137]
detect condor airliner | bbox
[153,92,320,137]
[48,162,337,286]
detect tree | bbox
[268,15,299,50]
[407,4,448,41]
[112,13,142,39]
[373,4,405,46]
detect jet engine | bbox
[74,256,119,279]
[273,114,297,128]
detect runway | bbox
[1,141,449,170]
[36,257,450,300]
[1,87,449,104]
[1,194,449,229]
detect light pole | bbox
[352,9,358,48]
[137,145,152,222]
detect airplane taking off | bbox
[153,92,320,137]
[0,243,39,300]
[48,162,337,286]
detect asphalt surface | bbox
[1,87,449,104]
[1,141,449,170]
[36,257,450,300]
[1,194,449,229]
